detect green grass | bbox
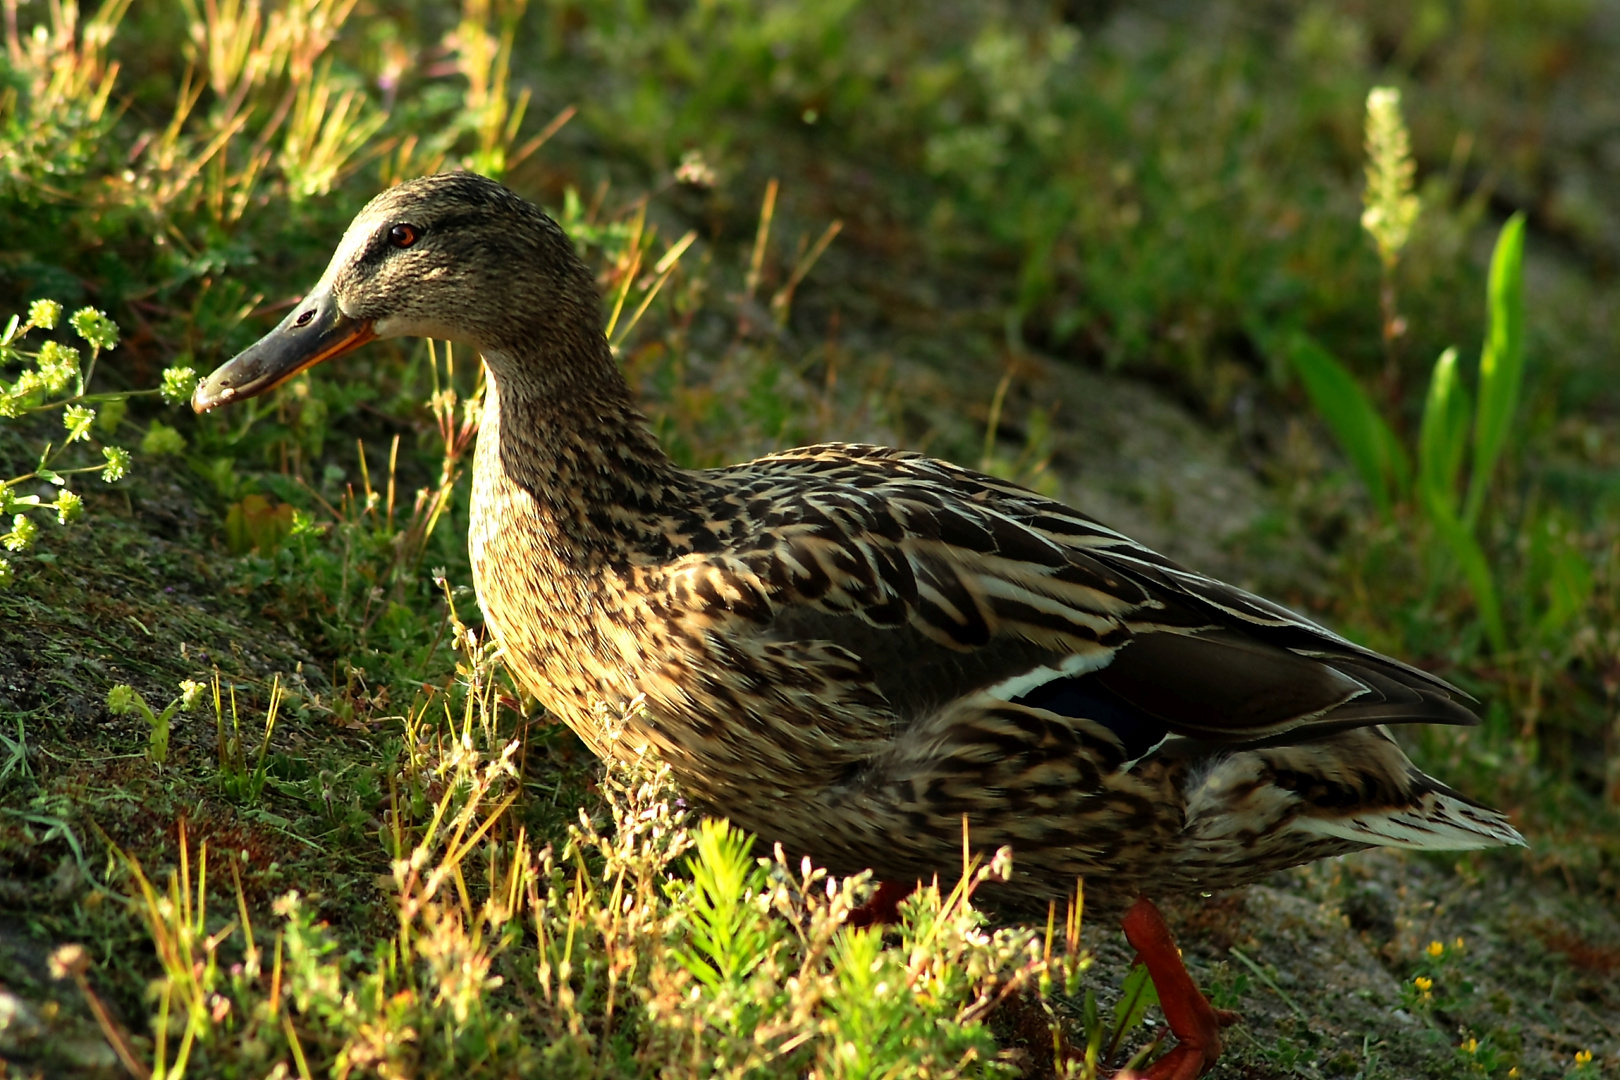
[1,1,1618,1077]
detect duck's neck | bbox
[475,336,684,561]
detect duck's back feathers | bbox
[695,443,1476,751]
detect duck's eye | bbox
[388,223,420,249]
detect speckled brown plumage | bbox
[196,172,1524,922]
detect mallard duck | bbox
[195,172,1522,1080]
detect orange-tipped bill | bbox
[192,288,375,413]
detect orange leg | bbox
[846,879,914,928]
[1119,896,1238,1080]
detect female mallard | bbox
[195,172,1522,1080]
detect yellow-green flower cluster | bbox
[56,490,83,525]
[34,340,81,395]
[68,307,119,352]
[1361,87,1421,268]
[26,299,62,331]
[179,679,207,711]
[63,403,96,443]
[160,365,198,406]
[105,684,139,715]
[2,513,38,552]
[100,445,131,483]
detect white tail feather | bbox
[1291,792,1525,852]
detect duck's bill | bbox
[192,288,375,413]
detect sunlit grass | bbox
[98,627,1102,1078]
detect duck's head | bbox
[193,172,601,413]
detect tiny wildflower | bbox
[55,490,83,525]
[27,299,62,331]
[1413,975,1433,995]
[69,307,119,352]
[141,421,186,456]
[62,403,96,443]
[160,365,198,405]
[0,556,12,587]
[36,340,80,394]
[106,684,139,715]
[47,943,88,979]
[101,445,131,482]
[1462,1038,1478,1054]
[1454,936,1465,951]
[179,679,206,712]
[1575,1050,1593,1066]
[675,149,718,188]
[3,513,37,552]
[1426,939,1444,958]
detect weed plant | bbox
[94,628,1113,1079]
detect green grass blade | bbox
[1287,332,1409,516]
[1417,347,1471,518]
[1105,962,1160,1061]
[1464,212,1527,527]
[1423,493,1507,653]
[1529,514,1595,642]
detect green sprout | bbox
[106,680,207,765]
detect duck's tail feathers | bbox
[1290,771,1526,852]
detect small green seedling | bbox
[105,679,206,765]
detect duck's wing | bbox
[700,444,1477,750]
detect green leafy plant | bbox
[0,300,196,585]
[105,679,206,765]
[672,818,777,993]
[1070,960,1163,1077]
[1286,88,1545,655]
